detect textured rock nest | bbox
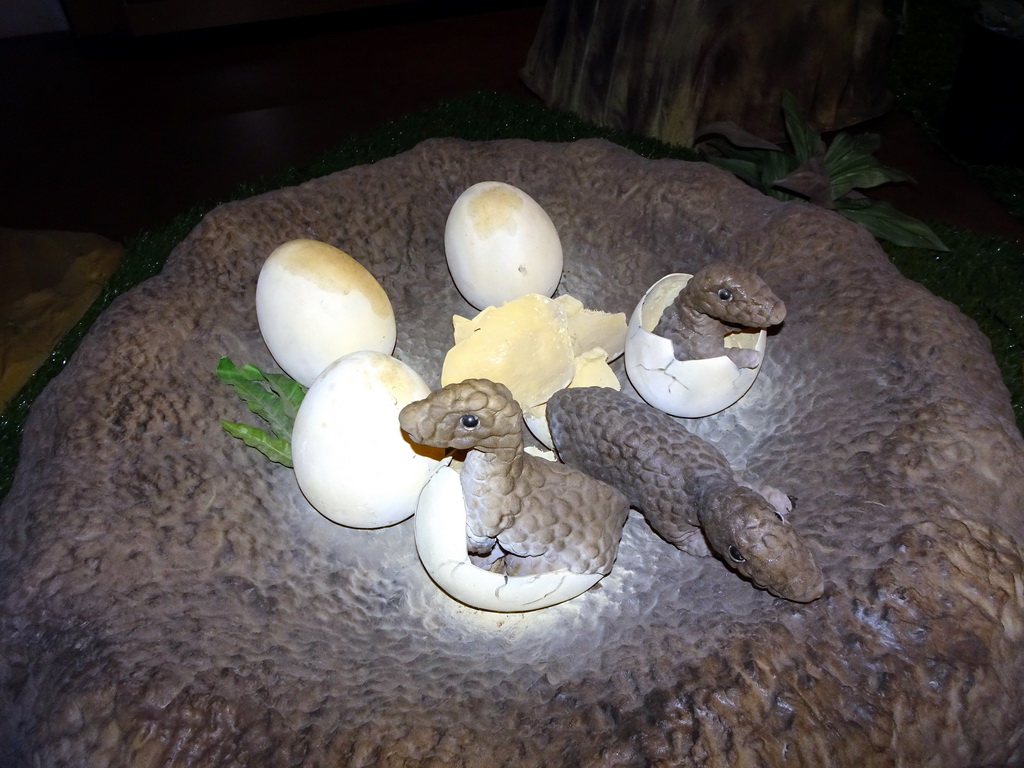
[2,139,1023,767]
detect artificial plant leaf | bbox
[773,155,835,208]
[264,372,307,423]
[216,358,265,385]
[781,91,825,166]
[824,131,882,158]
[833,163,914,200]
[695,121,784,151]
[221,421,294,467]
[701,135,798,191]
[836,197,949,251]
[216,357,297,440]
[703,154,767,189]
[756,151,802,201]
[826,132,915,199]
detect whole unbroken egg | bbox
[256,239,397,387]
[444,181,563,310]
[291,351,444,529]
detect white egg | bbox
[444,181,563,310]
[624,273,767,417]
[291,351,443,529]
[414,461,604,612]
[256,239,397,387]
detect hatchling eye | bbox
[460,414,479,429]
[717,288,733,301]
[728,545,746,563]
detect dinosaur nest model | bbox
[3,138,1024,766]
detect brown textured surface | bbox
[400,379,629,576]
[546,386,824,602]
[2,138,1024,766]
[522,0,893,146]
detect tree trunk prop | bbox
[522,0,895,146]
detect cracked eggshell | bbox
[414,461,603,612]
[624,273,766,418]
[555,294,627,360]
[291,351,443,529]
[256,239,396,387]
[444,181,563,310]
[523,347,622,450]
[441,292,627,449]
[442,293,575,410]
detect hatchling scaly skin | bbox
[653,262,787,368]
[399,379,630,577]
[546,386,824,602]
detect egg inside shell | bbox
[291,351,444,529]
[624,273,766,418]
[444,181,563,310]
[256,239,397,387]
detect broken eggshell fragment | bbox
[522,346,621,450]
[441,293,626,448]
[414,459,605,612]
[442,293,576,414]
[625,273,766,417]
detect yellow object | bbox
[568,347,621,389]
[554,294,626,359]
[0,229,123,410]
[441,293,627,448]
[444,294,575,409]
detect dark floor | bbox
[1,1,1022,250]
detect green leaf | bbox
[835,197,949,251]
[263,372,307,422]
[825,132,914,199]
[216,356,262,386]
[704,154,768,189]
[216,357,305,439]
[222,421,294,467]
[781,91,824,166]
[703,139,800,198]
[757,152,802,200]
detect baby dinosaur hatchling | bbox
[399,379,630,578]
[546,386,824,602]
[653,263,787,368]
